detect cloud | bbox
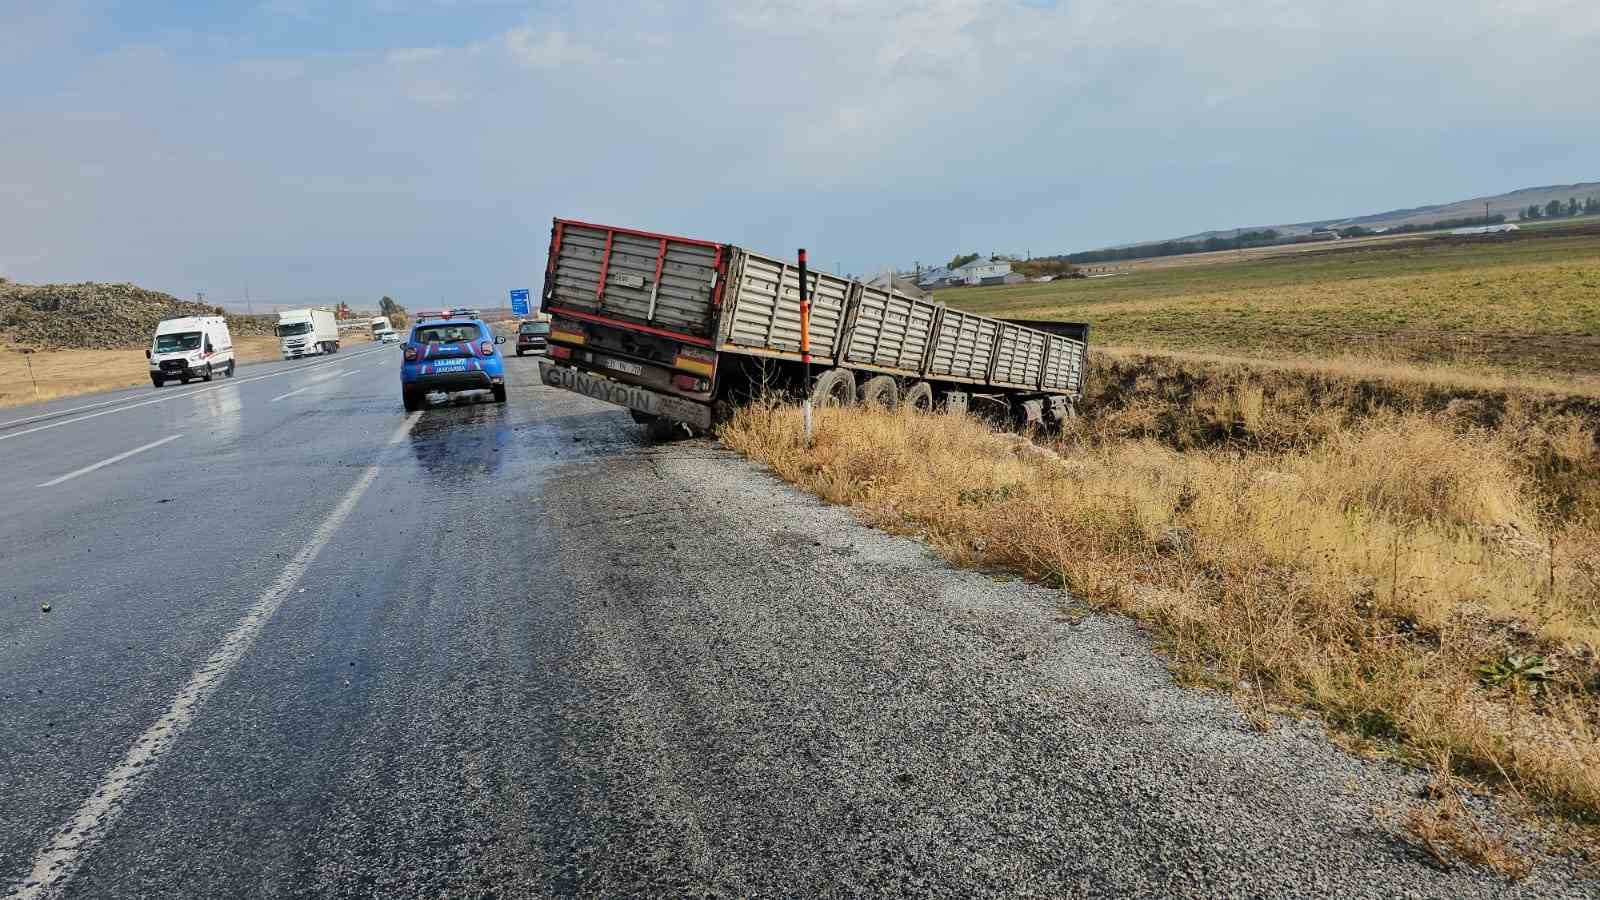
[502,27,607,69]
[1,0,1596,302]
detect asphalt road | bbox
[0,349,1589,898]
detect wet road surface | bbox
[1,350,1591,897]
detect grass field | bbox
[0,334,373,408]
[947,224,1600,382]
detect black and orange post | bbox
[798,248,813,446]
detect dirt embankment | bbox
[0,279,276,349]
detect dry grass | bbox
[720,367,1600,833]
[0,335,365,408]
[1404,756,1534,880]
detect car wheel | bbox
[201,364,214,383]
[180,377,191,384]
[492,384,507,404]
[515,349,524,356]
[226,360,236,377]
[151,375,165,388]
[402,389,423,412]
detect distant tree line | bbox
[1519,196,1600,220]
[1340,214,1507,238]
[1051,229,1286,266]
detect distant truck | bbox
[536,218,1088,432]
[515,315,551,356]
[148,316,235,387]
[368,315,396,342]
[276,307,340,359]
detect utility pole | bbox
[1485,201,1491,225]
[245,286,252,316]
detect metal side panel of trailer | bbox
[720,250,850,363]
[1040,334,1087,397]
[544,220,723,341]
[926,308,1000,383]
[840,285,941,377]
[989,322,1049,390]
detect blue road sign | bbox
[509,288,530,316]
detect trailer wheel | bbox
[903,381,934,412]
[628,409,657,425]
[859,375,899,409]
[810,368,856,407]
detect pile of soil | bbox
[0,279,276,349]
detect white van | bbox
[148,316,235,387]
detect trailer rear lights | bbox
[548,345,572,359]
[672,374,710,392]
[550,328,586,345]
[674,347,715,376]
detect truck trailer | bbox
[536,218,1088,431]
[277,307,340,360]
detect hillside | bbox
[1123,181,1600,248]
[0,279,276,349]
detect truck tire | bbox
[647,417,686,441]
[151,374,165,388]
[810,368,855,407]
[903,381,934,412]
[492,384,507,404]
[201,364,214,383]
[402,389,423,412]
[860,375,898,409]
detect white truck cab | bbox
[371,315,399,343]
[148,316,235,387]
[277,307,340,359]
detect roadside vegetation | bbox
[722,351,1600,866]
[946,224,1600,384]
[0,335,333,407]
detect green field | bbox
[946,224,1600,382]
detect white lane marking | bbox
[269,366,364,402]
[36,434,184,488]
[0,347,388,443]
[9,411,421,900]
[268,385,315,403]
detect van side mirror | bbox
[145,349,152,359]
[494,335,506,345]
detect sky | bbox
[1,0,1597,310]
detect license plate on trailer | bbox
[598,356,643,376]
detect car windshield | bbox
[519,323,550,334]
[413,323,482,344]
[154,332,202,353]
[277,321,312,336]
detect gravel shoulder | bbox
[537,428,1591,897]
